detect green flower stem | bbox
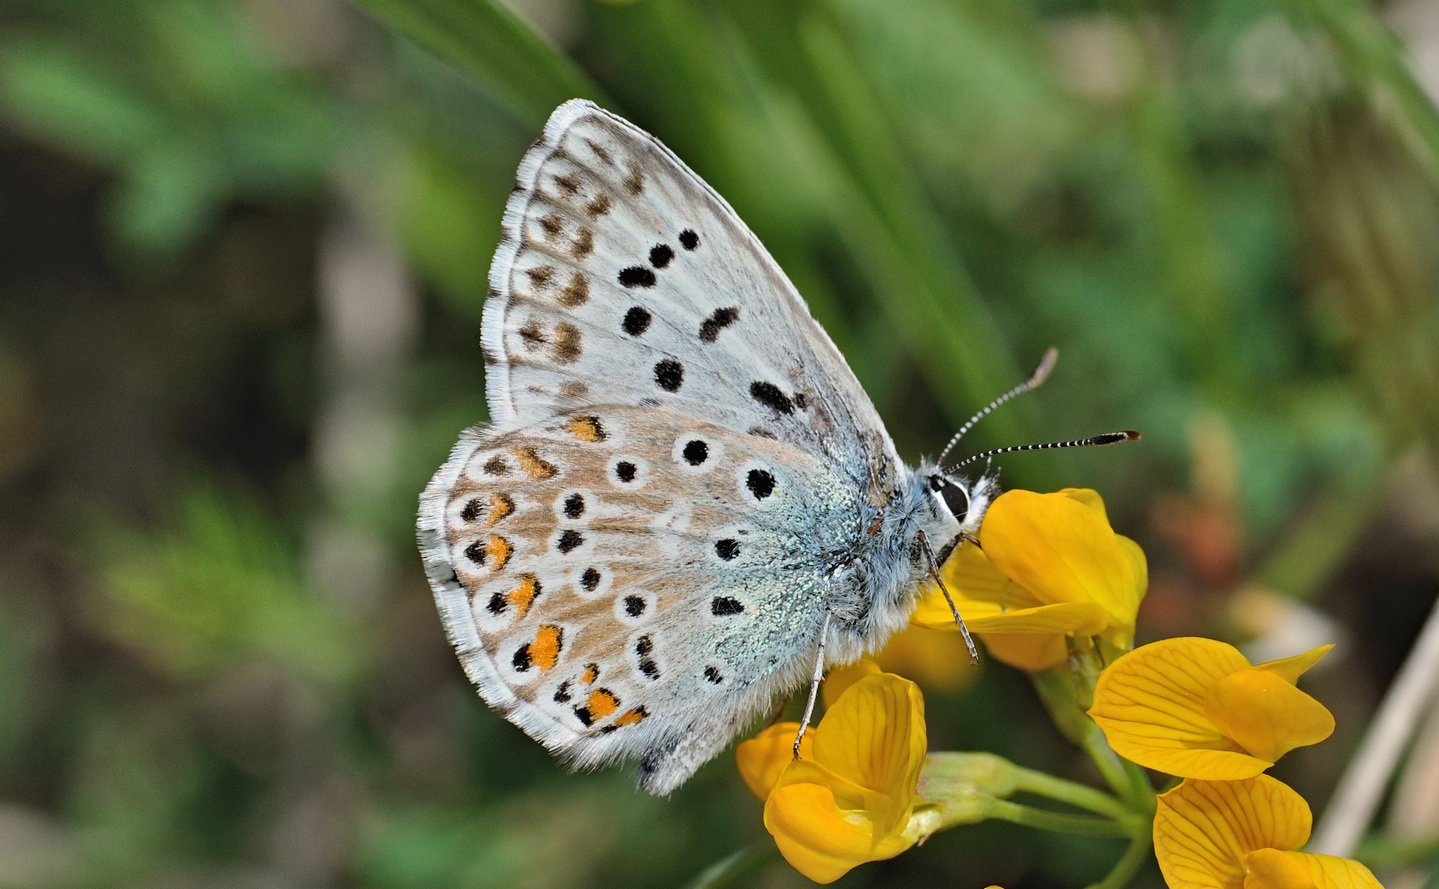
[1079,719,1144,806]
[1009,763,1136,821]
[1075,720,1155,816]
[1085,832,1155,889]
[987,800,1136,838]
[923,752,1131,820]
[1029,650,1156,814]
[1118,755,1157,818]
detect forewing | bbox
[482,100,896,478]
[418,406,862,790]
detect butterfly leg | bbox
[919,531,980,665]
[792,610,832,759]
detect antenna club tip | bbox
[1028,347,1059,387]
[1094,430,1141,444]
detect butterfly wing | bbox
[419,406,866,794]
[482,100,898,483]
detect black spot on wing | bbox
[622,306,651,336]
[654,359,684,392]
[619,266,656,288]
[746,469,776,500]
[711,597,744,616]
[749,381,794,415]
[698,307,739,343]
[464,541,487,565]
[682,440,708,465]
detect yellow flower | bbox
[1154,776,1381,889]
[1089,637,1335,779]
[912,488,1147,671]
[736,721,812,800]
[874,626,985,693]
[736,673,934,883]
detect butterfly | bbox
[419,100,1013,795]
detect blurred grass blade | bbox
[797,19,1026,432]
[1285,0,1439,180]
[682,844,780,889]
[350,0,609,125]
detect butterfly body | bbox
[419,100,993,794]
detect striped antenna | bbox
[946,431,1141,476]
[936,347,1058,468]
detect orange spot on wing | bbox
[486,535,513,570]
[531,624,564,672]
[614,706,648,727]
[515,446,558,480]
[506,574,540,619]
[581,663,599,685]
[585,688,619,720]
[487,493,515,525]
[563,416,606,443]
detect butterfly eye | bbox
[932,477,971,522]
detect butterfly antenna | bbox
[946,430,1141,476]
[936,348,1059,468]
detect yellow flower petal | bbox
[823,659,882,709]
[759,673,929,882]
[1091,637,1272,778]
[872,626,982,693]
[941,541,1033,608]
[1092,637,1338,778]
[736,722,808,800]
[1204,670,1335,764]
[1254,645,1334,685]
[1243,849,1319,889]
[912,594,1107,636]
[1154,777,1312,889]
[1106,534,1148,648]
[766,782,893,884]
[981,490,1137,631]
[965,602,1110,634]
[1060,486,1109,520]
[980,631,1070,672]
[1243,850,1383,889]
[775,759,887,815]
[812,674,926,824]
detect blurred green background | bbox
[2,0,1438,886]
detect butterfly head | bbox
[924,467,997,540]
